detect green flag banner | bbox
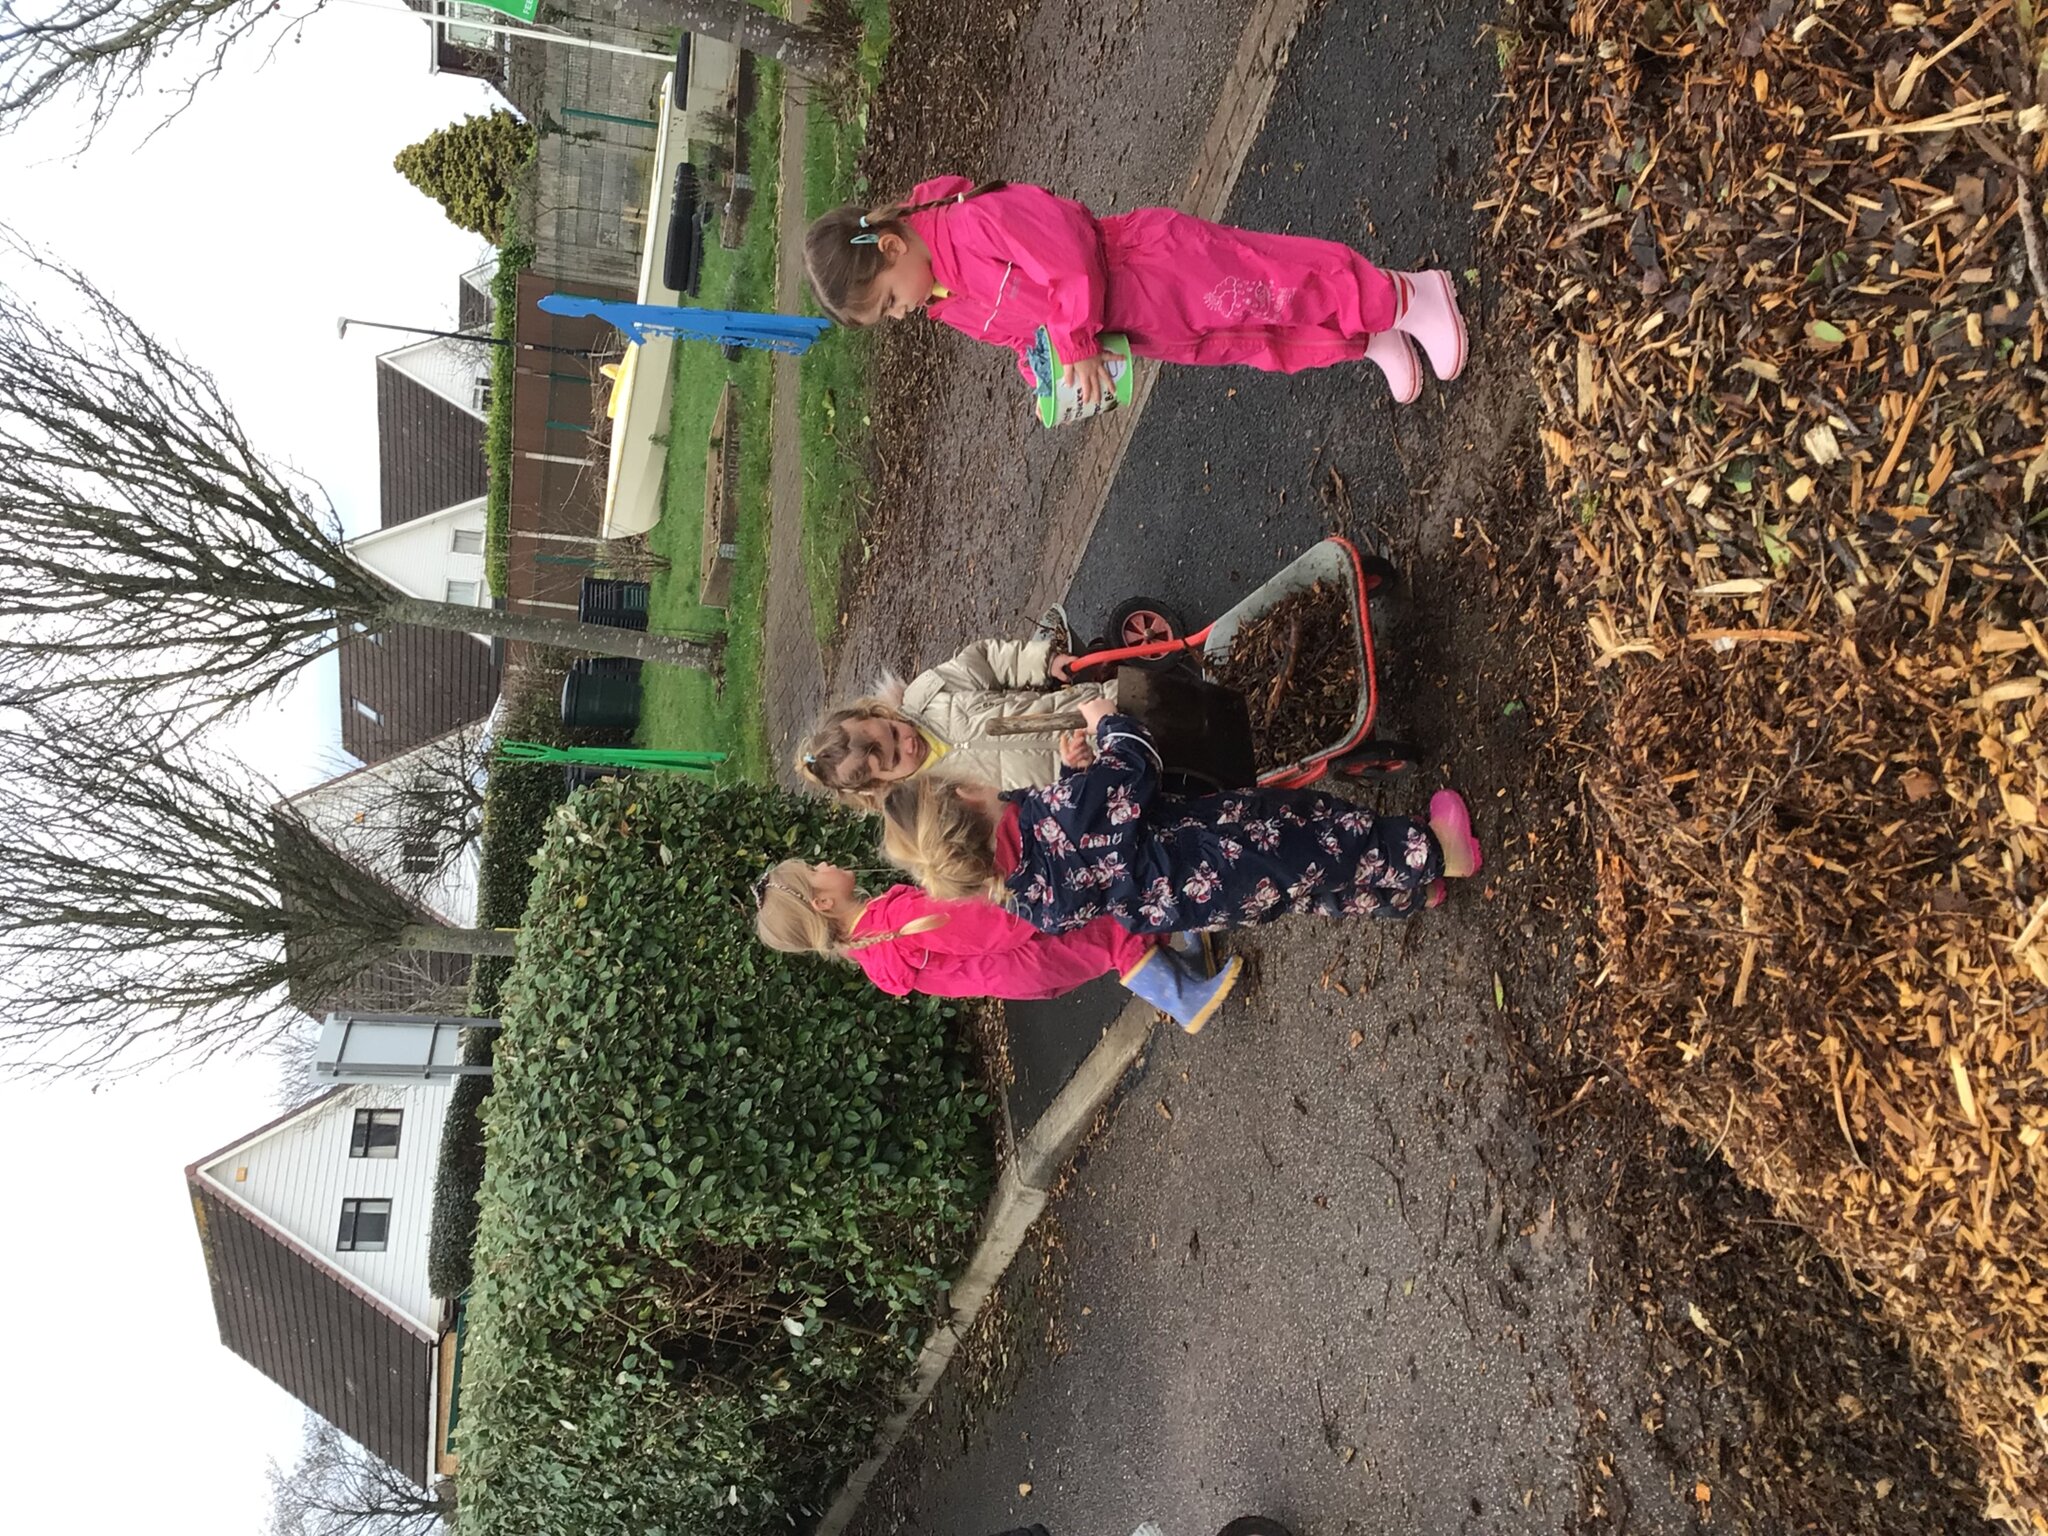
[495,741,728,778]
[459,0,540,25]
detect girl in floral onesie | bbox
[881,701,1484,934]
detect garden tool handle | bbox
[984,712,1087,736]
[1065,623,1214,677]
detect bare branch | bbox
[0,706,514,1080]
[0,230,714,728]
[0,0,856,143]
[269,1414,453,1536]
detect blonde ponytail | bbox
[879,779,1004,903]
[753,858,950,959]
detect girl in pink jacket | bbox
[753,859,1242,1033]
[802,176,1465,405]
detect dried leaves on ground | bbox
[855,0,1037,610]
[1207,579,1361,769]
[1497,0,2048,1523]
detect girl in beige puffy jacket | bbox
[797,636,1118,803]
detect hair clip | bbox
[857,215,870,228]
[803,752,818,768]
[850,233,880,247]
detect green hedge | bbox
[429,655,598,1298]
[483,240,534,599]
[455,778,991,1536]
[427,1059,493,1297]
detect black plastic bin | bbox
[560,664,642,732]
[577,576,651,631]
[662,163,705,296]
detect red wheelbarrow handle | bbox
[1066,622,1215,675]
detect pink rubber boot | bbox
[1364,327,1421,403]
[1390,271,1468,382]
[1428,789,1484,879]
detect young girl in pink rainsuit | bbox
[753,860,1243,1034]
[802,176,1467,405]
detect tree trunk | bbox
[382,596,719,670]
[397,923,522,957]
[615,0,850,76]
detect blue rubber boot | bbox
[1121,945,1244,1034]
[1167,929,1217,977]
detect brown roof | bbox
[267,809,475,1016]
[376,359,488,529]
[187,1121,437,1483]
[287,946,474,1018]
[336,624,500,766]
[458,277,493,335]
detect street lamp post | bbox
[336,316,602,359]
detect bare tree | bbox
[262,1023,328,1112]
[0,708,519,1080]
[328,720,492,890]
[0,235,714,725]
[0,0,860,141]
[270,1415,453,1536]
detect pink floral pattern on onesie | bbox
[1202,276,1296,323]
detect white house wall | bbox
[205,1081,453,1331]
[346,501,489,609]
[382,339,493,420]
[289,744,483,928]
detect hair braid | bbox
[802,180,1010,326]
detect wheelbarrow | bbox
[1067,536,1418,785]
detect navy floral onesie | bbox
[998,714,1443,934]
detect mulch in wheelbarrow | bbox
[1205,579,1358,771]
[1493,0,2048,1523]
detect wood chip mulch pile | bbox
[1495,0,2048,1524]
[1207,579,1361,769]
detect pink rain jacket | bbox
[904,175,1398,380]
[847,885,1152,1001]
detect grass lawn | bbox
[636,62,784,782]
[795,1,891,646]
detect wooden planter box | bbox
[700,383,741,609]
[718,55,757,250]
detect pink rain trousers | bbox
[904,175,1398,380]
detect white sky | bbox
[0,6,503,1529]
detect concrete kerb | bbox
[811,998,1160,1536]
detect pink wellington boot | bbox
[1363,326,1421,403]
[1428,789,1484,879]
[1390,270,1468,383]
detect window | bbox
[444,4,500,49]
[349,1108,403,1158]
[400,837,439,875]
[352,699,383,725]
[451,527,485,555]
[337,1198,392,1252]
[445,579,481,607]
[471,377,492,415]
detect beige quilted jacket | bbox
[901,638,1118,791]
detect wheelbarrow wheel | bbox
[1103,595,1186,650]
[1333,739,1420,778]
[1213,1518,1295,1536]
[1356,552,1400,590]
